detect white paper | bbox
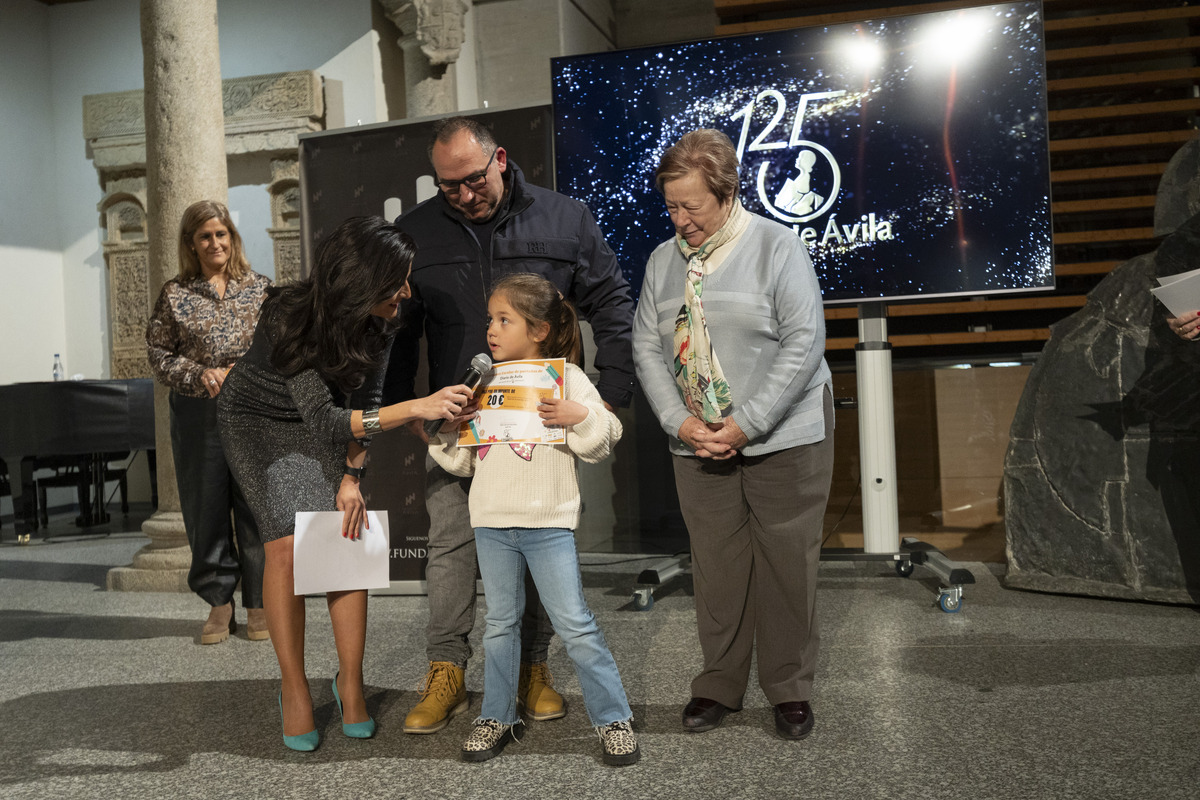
[293,510,390,595]
[1156,266,1200,287]
[1151,269,1200,318]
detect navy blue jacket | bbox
[382,160,635,408]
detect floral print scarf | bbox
[671,199,749,424]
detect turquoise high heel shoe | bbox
[278,692,320,752]
[333,673,376,739]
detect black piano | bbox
[0,379,155,541]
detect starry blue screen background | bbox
[551,1,1053,304]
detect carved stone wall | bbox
[85,71,325,163]
[268,156,302,283]
[84,71,326,372]
[96,175,151,378]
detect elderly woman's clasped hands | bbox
[678,415,747,459]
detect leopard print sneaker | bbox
[596,719,640,766]
[461,718,525,762]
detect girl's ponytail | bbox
[550,295,584,368]
[492,273,584,367]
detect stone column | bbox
[108,0,228,591]
[380,0,468,117]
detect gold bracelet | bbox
[361,408,383,436]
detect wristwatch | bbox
[343,465,366,480]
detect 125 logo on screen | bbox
[732,89,893,248]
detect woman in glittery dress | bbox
[146,200,270,645]
[217,216,476,751]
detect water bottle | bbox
[52,354,64,381]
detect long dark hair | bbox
[491,273,583,368]
[266,216,414,393]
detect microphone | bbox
[424,352,492,437]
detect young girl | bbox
[428,273,639,767]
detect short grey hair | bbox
[654,129,740,205]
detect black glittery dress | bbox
[216,313,390,543]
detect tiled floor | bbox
[1,510,1196,799]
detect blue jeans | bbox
[475,527,632,727]
[423,459,554,666]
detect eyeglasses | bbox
[436,148,497,195]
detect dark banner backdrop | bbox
[298,105,555,585]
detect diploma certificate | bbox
[456,358,566,447]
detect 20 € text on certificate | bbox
[456,358,567,447]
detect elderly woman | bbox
[632,129,835,740]
[146,200,271,645]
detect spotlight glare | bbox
[920,12,991,67]
[838,36,884,71]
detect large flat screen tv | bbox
[551,1,1053,304]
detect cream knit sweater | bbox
[428,363,622,530]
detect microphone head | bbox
[470,353,493,373]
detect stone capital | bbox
[84,70,325,170]
[379,0,468,65]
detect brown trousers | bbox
[672,389,834,707]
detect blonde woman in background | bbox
[146,200,271,645]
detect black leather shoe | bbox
[774,701,814,740]
[682,697,731,733]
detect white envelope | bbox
[293,510,390,595]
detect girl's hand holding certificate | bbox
[537,396,587,427]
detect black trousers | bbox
[170,392,263,608]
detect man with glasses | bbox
[383,115,635,735]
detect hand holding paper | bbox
[1167,309,1200,341]
[336,478,367,539]
[537,396,588,426]
[455,358,568,446]
[1151,267,1200,320]
[293,511,390,595]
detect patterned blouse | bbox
[146,272,272,397]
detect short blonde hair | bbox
[177,200,251,281]
[655,129,741,205]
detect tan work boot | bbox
[200,601,235,645]
[246,608,270,641]
[403,661,468,734]
[518,661,566,721]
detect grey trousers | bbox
[423,457,554,666]
[671,390,834,707]
[170,391,263,609]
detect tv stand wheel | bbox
[633,588,654,611]
[938,589,962,614]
